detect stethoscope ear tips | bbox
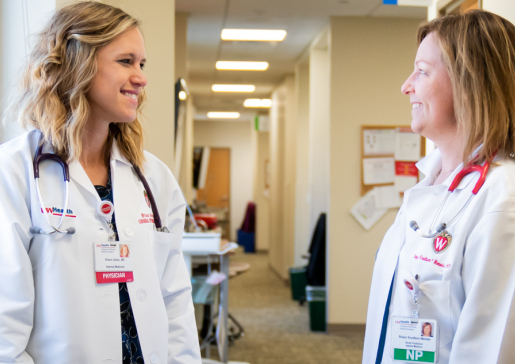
[30,226,41,234]
[409,221,420,231]
[66,228,76,235]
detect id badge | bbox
[93,242,134,284]
[391,316,438,363]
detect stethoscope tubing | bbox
[33,176,74,235]
[31,134,166,235]
[410,158,491,238]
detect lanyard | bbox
[375,273,395,364]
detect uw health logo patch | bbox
[433,231,452,254]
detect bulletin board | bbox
[361,125,425,196]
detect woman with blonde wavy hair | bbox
[0,2,200,364]
[364,10,515,364]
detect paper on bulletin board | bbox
[394,161,419,192]
[374,185,401,209]
[363,157,395,185]
[351,188,388,230]
[395,176,418,192]
[395,130,421,161]
[363,129,396,156]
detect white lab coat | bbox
[363,148,515,364]
[0,130,201,364]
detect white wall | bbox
[194,120,254,241]
[105,0,176,170]
[328,17,420,325]
[483,0,515,24]
[293,62,311,266]
[1,0,56,143]
[268,75,297,280]
[308,43,331,242]
[253,130,270,251]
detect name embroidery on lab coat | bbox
[413,254,451,269]
[138,213,154,224]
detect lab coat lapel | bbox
[111,160,142,238]
[364,201,407,361]
[68,160,101,201]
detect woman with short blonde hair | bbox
[0,2,200,363]
[364,10,515,364]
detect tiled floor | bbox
[206,251,365,364]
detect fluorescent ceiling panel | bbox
[244,98,272,108]
[221,29,287,41]
[216,61,269,71]
[207,112,241,119]
[212,84,256,92]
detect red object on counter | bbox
[193,213,218,229]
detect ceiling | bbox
[176,0,426,120]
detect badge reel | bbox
[97,200,116,240]
[390,275,439,363]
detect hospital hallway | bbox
[208,250,365,364]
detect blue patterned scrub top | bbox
[95,170,145,364]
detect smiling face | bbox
[87,27,147,126]
[423,323,432,336]
[401,33,455,144]
[121,245,129,257]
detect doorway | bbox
[197,147,231,239]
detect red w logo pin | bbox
[433,231,452,253]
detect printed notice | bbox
[395,130,421,161]
[363,129,396,156]
[350,189,388,230]
[374,186,401,209]
[363,157,395,185]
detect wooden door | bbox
[197,148,230,209]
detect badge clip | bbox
[404,274,420,317]
[97,200,116,240]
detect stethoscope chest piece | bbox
[432,230,452,254]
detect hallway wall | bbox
[269,75,297,280]
[327,16,421,325]
[253,130,271,251]
[483,1,515,24]
[0,0,56,143]
[105,0,176,170]
[293,62,311,266]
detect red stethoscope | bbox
[409,158,491,239]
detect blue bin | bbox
[237,230,255,253]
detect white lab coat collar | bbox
[415,145,483,191]
[68,138,132,198]
[110,138,132,167]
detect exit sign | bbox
[383,0,432,6]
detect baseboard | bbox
[268,263,290,286]
[327,323,366,334]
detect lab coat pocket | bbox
[148,231,177,281]
[419,280,453,348]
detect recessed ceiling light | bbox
[216,61,269,71]
[207,112,241,119]
[244,98,272,108]
[178,91,187,100]
[221,29,287,42]
[212,84,256,92]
